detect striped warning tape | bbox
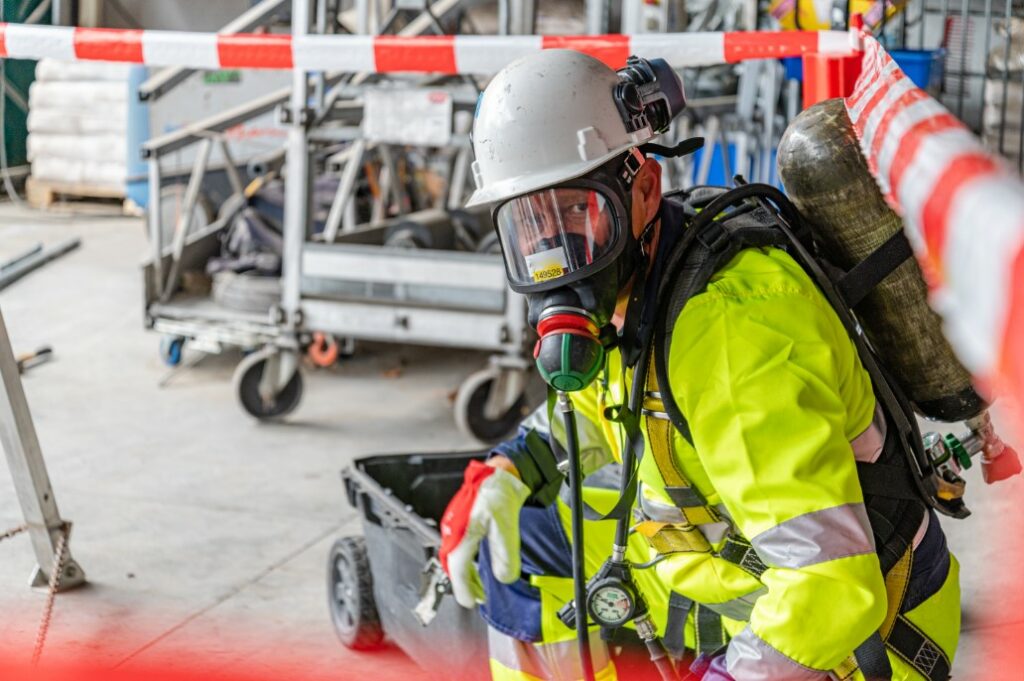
[846,36,1024,403]
[0,23,855,73]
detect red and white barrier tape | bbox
[846,36,1024,402]
[0,23,855,73]
[3,23,1017,402]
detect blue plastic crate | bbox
[781,56,803,82]
[889,49,946,94]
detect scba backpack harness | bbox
[644,182,950,681]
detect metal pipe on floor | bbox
[1,244,42,274]
[0,239,80,292]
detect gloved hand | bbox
[439,459,531,608]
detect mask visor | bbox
[495,188,621,290]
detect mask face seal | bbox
[492,154,646,392]
[495,184,626,294]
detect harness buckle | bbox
[697,221,730,253]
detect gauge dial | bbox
[589,584,634,626]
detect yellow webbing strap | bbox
[635,521,712,554]
[881,546,914,640]
[832,655,860,680]
[642,366,689,487]
[830,545,915,679]
[642,366,721,526]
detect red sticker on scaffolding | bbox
[363,88,452,146]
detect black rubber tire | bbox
[212,272,282,315]
[475,231,502,255]
[327,536,384,651]
[234,352,303,420]
[457,373,528,444]
[384,221,433,249]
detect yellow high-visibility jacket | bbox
[557,244,959,679]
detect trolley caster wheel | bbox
[233,349,303,420]
[327,536,384,650]
[160,336,185,366]
[454,368,528,444]
[475,231,502,255]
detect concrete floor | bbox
[0,202,1022,680]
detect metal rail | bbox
[138,0,289,102]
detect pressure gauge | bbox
[587,578,637,627]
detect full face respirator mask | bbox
[490,56,687,392]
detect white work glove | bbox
[438,460,531,608]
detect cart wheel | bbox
[384,221,433,249]
[327,536,384,650]
[233,350,303,419]
[455,369,528,444]
[475,231,502,255]
[160,336,185,367]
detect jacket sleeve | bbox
[668,280,886,678]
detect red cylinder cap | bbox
[982,444,1023,484]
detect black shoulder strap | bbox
[652,186,790,446]
[837,229,914,307]
[652,184,945,514]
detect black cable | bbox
[560,393,596,681]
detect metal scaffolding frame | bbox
[0,307,85,591]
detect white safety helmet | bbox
[466,50,656,209]
[469,50,686,296]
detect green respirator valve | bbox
[534,313,605,392]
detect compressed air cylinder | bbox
[777,98,984,423]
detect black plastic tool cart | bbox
[329,451,489,675]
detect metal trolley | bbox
[301,218,532,442]
[141,57,535,442]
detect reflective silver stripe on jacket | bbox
[487,627,611,679]
[703,587,768,621]
[726,626,830,680]
[750,503,875,569]
[850,403,887,463]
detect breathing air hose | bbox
[556,382,681,681]
[556,390,597,681]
